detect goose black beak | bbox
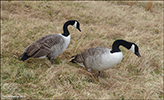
[77,27,81,32]
[135,52,141,57]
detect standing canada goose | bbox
[70,39,141,77]
[21,20,81,64]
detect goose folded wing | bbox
[74,47,108,63]
[25,34,62,58]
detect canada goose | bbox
[20,20,81,64]
[70,39,141,77]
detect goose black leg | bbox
[48,57,51,60]
[47,57,53,64]
[98,71,101,78]
[51,59,54,64]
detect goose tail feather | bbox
[20,52,30,61]
[70,56,76,63]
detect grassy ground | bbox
[1,1,163,99]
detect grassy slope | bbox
[1,1,163,99]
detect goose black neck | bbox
[62,21,74,37]
[110,39,132,53]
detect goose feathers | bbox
[20,20,81,64]
[71,39,141,77]
[23,34,70,59]
[71,47,123,71]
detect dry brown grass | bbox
[1,1,163,99]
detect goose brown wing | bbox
[73,47,108,63]
[25,34,63,58]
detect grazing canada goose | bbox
[20,20,81,64]
[70,39,141,77]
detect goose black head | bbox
[129,43,141,57]
[62,20,81,36]
[71,20,81,32]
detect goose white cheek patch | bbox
[73,21,77,28]
[129,44,135,53]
